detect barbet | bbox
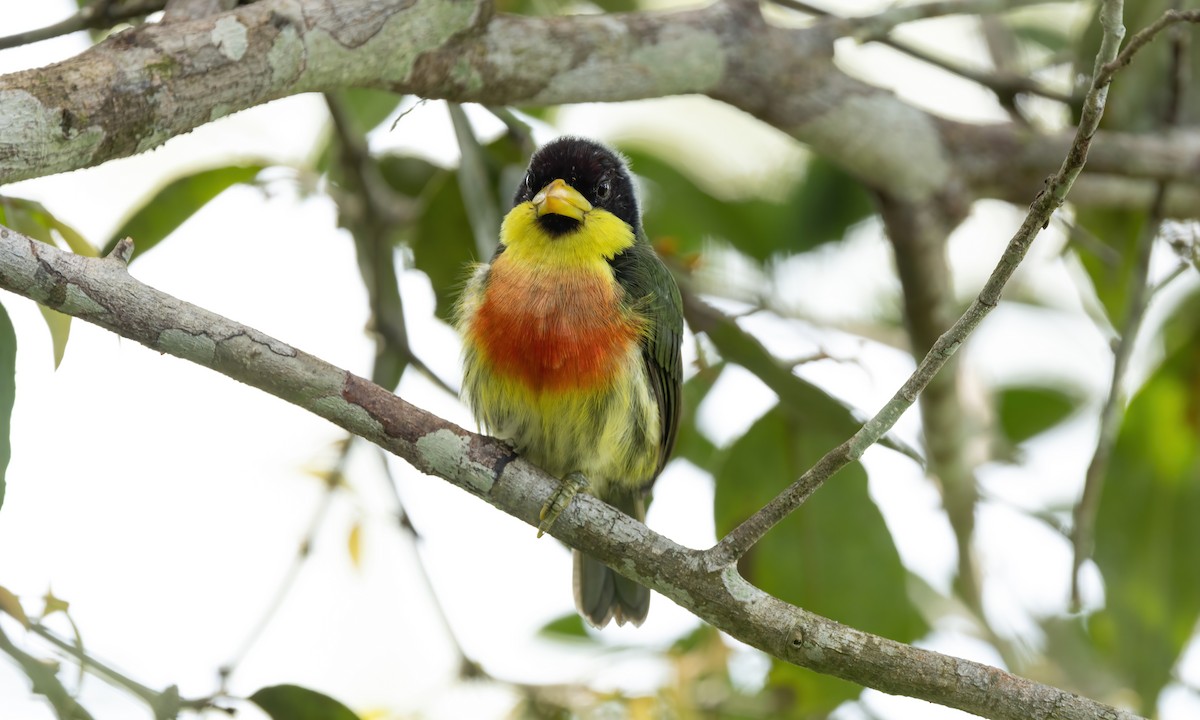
[457,137,683,628]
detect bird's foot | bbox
[538,471,588,538]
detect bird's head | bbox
[513,137,640,237]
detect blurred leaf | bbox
[37,307,71,370]
[41,589,70,618]
[322,116,418,391]
[669,622,718,655]
[1007,20,1072,54]
[685,299,860,440]
[996,384,1083,444]
[0,197,96,257]
[672,362,723,468]
[449,103,501,258]
[1090,291,1200,714]
[0,625,94,720]
[622,149,870,263]
[378,156,476,322]
[44,215,96,257]
[336,89,407,136]
[314,90,408,173]
[250,684,360,720]
[0,197,96,367]
[622,148,781,261]
[0,196,94,255]
[537,613,593,640]
[789,156,875,250]
[1072,207,1146,326]
[1040,616,1124,703]
[0,585,29,629]
[347,521,363,569]
[0,301,14,512]
[1075,0,1200,130]
[101,165,265,260]
[714,406,926,715]
[590,0,640,11]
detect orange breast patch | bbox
[469,258,641,392]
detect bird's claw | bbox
[537,471,588,538]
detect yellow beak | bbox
[533,179,591,222]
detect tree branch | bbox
[875,195,992,632]
[0,0,167,52]
[706,0,1135,569]
[0,226,1144,720]
[2,0,1198,217]
[1070,7,1194,607]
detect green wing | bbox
[612,237,684,476]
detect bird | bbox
[456,136,683,628]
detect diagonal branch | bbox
[1069,6,1195,607]
[706,0,1137,568]
[0,225,1144,720]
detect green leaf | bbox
[1071,207,1147,326]
[313,91,409,174]
[249,684,361,720]
[101,165,264,260]
[0,625,94,720]
[537,613,593,640]
[336,89,408,136]
[621,148,781,261]
[379,156,476,323]
[1090,292,1200,713]
[0,198,91,367]
[0,585,27,629]
[713,406,926,715]
[787,155,875,251]
[672,363,723,468]
[620,149,870,263]
[996,384,1083,444]
[1007,21,1072,54]
[1075,0,1200,131]
[0,301,14,512]
[37,307,71,370]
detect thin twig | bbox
[0,624,95,720]
[772,0,1079,105]
[0,224,1151,720]
[374,447,486,679]
[484,106,537,158]
[828,0,1058,41]
[31,622,224,716]
[448,103,502,260]
[1070,8,1192,608]
[325,92,458,397]
[0,0,166,51]
[706,0,1135,569]
[218,445,347,686]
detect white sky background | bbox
[1,2,1199,719]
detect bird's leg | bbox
[537,471,589,538]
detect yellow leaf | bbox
[0,585,30,629]
[37,306,71,369]
[348,521,364,569]
[48,217,97,257]
[42,588,69,617]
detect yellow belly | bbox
[458,259,661,498]
[463,341,660,498]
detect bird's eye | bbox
[596,179,612,201]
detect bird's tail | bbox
[572,494,649,628]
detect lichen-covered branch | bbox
[1,0,1199,216]
[0,226,1144,720]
